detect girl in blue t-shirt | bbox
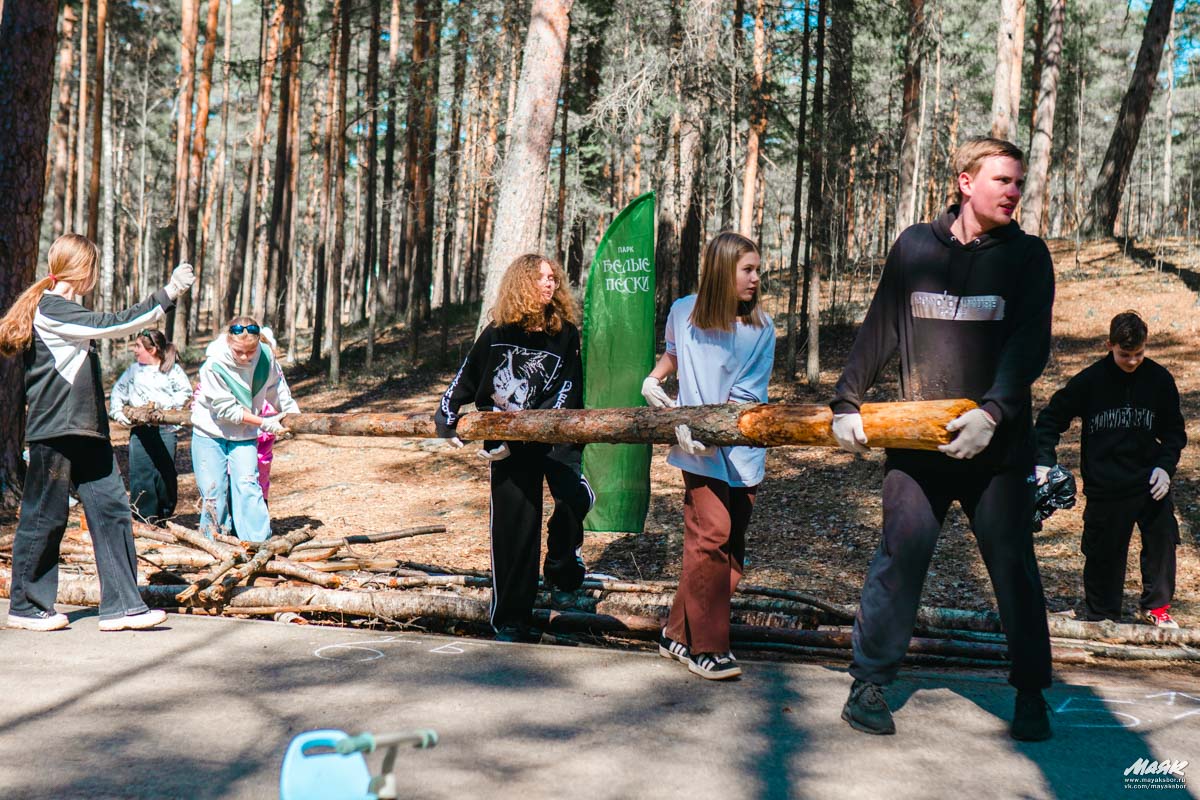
[642,231,775,680]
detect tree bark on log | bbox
[124,399,976,450]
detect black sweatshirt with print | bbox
[831,205,1055,471]
[435,321,583,443]
[1034,354,1186,500]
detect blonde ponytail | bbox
[0,276,57,357]
[0,234,99,357]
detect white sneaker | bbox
[98,609,167,631]
[6,611,69,631]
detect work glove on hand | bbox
[1149,467,1171,501]
[165,263,196,300]
[674,424,716,456]
[442,435,465,449]
[1034,465,1051,485]
[831,412,868,454]
[112,410,132,427]
[938,408,997,460]
[259,415,287,435]
[477,443,511,462]
[641,376,677,409]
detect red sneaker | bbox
[1143,606,1180,629]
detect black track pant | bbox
[128,426,178,525]
[10,437,150,622]
[488,443,594,630]
[1081,493,1179,620]
[850,461,1052,690]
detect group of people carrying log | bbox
[1,137,1186,746]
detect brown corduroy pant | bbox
[665,471,758,654]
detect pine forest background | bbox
[0,0,1198,498]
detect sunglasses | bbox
[228,324,261,335]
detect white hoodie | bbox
[191,334,300,441]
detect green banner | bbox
[581,192,656,533]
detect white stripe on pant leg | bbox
[488,460,498,629]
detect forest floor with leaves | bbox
[10,236,1200,627]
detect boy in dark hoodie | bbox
[1034,311,1186,628]
[830,137,1054,742]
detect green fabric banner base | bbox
[581,192,657,534]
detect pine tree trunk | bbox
[1087,0,1173,236]
[738,0,768,239]
[243,1,284,322]
[989,0,1020,141]
[49,5,77,241]
[328,0,351,384]
[99,34,115,364]
[475,0,573,333]
[0,0,58,506]
[310,0,341,365]
[172,0,200,281]
[784,0,811,379]
[804,0,827,387]
[86,0,108,242]
[364,0,382,367]
[266,0,300,331]
[378,0,402,319]
[1161,19,1173,229]
[73,0,90,235]
[441,14,470,357]
[1021,0,1063,237]
[893,0,924,232]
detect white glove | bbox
[1149,467,1171,501]
[165,262,196,300]
[675,424,716,456]
[938,408,997,459]
[478,443,511,462]
[641,376,677,408]
[832,412,868,454]
[259,415,287,435]
[443,436,465,449]
[1035,465,1050,486]
[112,410,132,427]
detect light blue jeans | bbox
[192,432,272,542]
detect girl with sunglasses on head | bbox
[109,328,192,525]
[0,233,194,632]
[191,316,299,542]
[641,231,775,679]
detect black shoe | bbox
[688,651,742,680]
[842,679,896,735]
[543,551,586,593]
[494,624,542,643]
[658,628,690,664]
[1011,689,1052,741]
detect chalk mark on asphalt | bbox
[314,635,490,662]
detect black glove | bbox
[1033,464,1077,531]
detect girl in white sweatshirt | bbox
[190,316,299,541]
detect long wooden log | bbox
[125,399,977,450]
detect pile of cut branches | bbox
[2,520,1198,669]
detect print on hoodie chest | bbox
[910,291,1006,322]
[489,344,561,411]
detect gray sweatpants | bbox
[9,437,149,621]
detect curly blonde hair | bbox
[490,253,578,334]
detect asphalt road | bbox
[1,600,1197,800]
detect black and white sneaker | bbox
[658,628,690,664]
[688,651,742,680]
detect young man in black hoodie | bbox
[830,137,1054,741]
[1034,311,1186,628]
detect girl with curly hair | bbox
[435,253,594,642]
